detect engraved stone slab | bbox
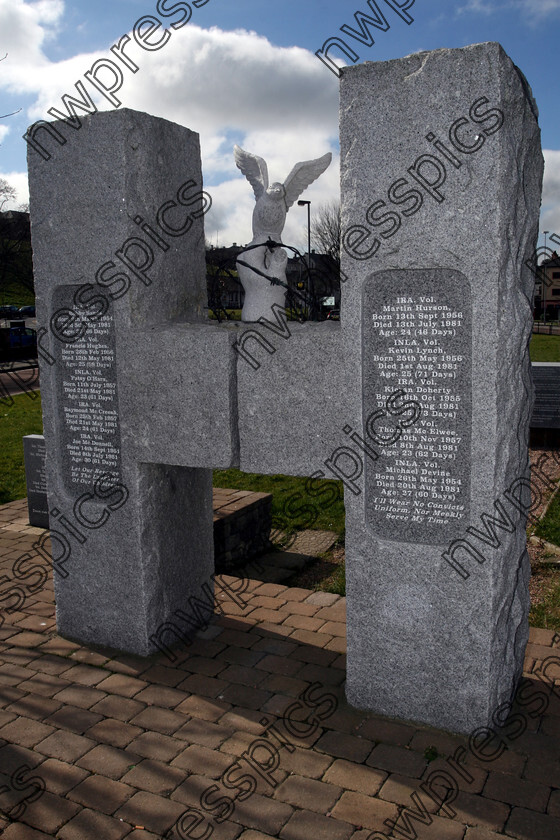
[52,288,120,494]
[363,269,471,544]
[23,435,49,529]
[340,43,543,733]
[531,363,560,428]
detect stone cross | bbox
[27,42,543,733]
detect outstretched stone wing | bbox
[233,145,269,200]
[283,152,332,209]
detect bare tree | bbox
[0,178,16,211]
[0,54,21,119]
[310,200,340,265]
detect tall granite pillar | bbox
[27,110,214,655]
[340,44,543,732]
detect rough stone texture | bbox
[236,321,345,476]
[27,110,214,655]
[340,43,543,732]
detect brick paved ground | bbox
[1,499,559,839]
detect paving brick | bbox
[67,773,135,813]
[280,810,354,840]
[96,673,149,698]
[138,663,187,686]
[85,717,144,748]
[0,662,34,685]
[57,807,130,840]
[67,648,109,667]
[77,744,141,779]
[294,662,345,687]
[549,788,560,816]
[251,639,299,657]
[115,791,184,836]
[16,790,81,834]
[35,729,96,762]
[253,584,289,598]
[54,684,107,709]
[218,707,267,735]
[464,829,517,840]
[451,791,511,831]
[219,664,268,687]
[290,645,339,666]
[377,772,441,811]
[1,825,54,840]
[177,673,229,699]
[324,759,387,796]
[122,832,159,840]
[36,757,89,795]
[174,717,234,748]
[288,628,333,648]
[175,694,232,721]
[121,758,185,796]
[171,743,234,777]
[254,655,302,678]
[0,743,44,777]
[408,729,469,758]
[505,806,560,840]
[274,774,341,813]
[482,770,550,811]
[260,674,310,697]
[366,743,428,778]
[44,704,103,734]
[316,731,373,763]
[217,646,267,668]
[6,631,45,649]
[304,592,340,606]
[230,791,294,834]
[261,694,296,717]
[104,654,152,677]
[129,706,186,735]
[256,622,294,639]
[0,715,54,748]
[523,756,560,787]
[528,627,557,647]
[133,685,187,708]
[17,672,72,697]
[90,694,146,722]
[391,812,467,839]
[220,684,273,710]
[127,731,184,762]
[220,730,262,758]
[331,790,399,831]
[421,755,488,794]
[59,663,108,686]
[356,717,415,745]
[217,629,260,649]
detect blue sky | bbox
[0,0,559,246]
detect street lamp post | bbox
[543,231,549,325]
[298,199,312,317]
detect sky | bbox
[0,0,559,250]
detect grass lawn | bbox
[213,468,345,539]
[529,569,560,633]
[530,333,560,362]
[535,491,560,547]
[0,390,43,505]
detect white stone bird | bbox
[233,145,332,241]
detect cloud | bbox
[0,2,339,245]
[457,0,560,20]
